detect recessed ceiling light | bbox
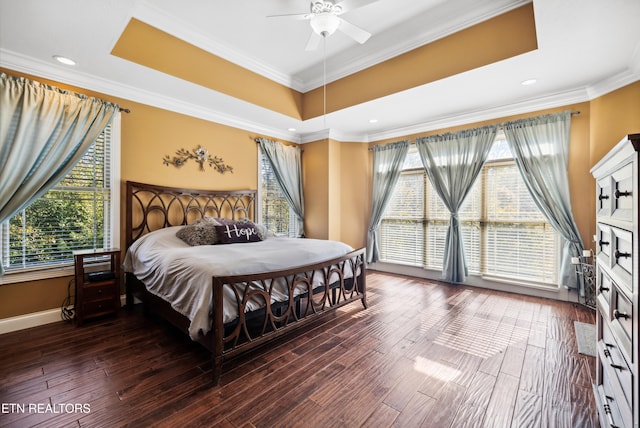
[521,78,537,86]
[369,119,378,123]
[287,127,296,132]
[53,55,76,66]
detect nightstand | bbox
[73,248,121,325]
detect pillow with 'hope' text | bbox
[214,223,262,244]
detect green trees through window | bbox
[259,148,298,238]
[2,126,113,272]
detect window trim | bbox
[0,113,121,285]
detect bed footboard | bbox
[210,248,366,384]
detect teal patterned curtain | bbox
[0,73,119,275]
[416,125,498,283]
[367,140,409,263]
[503,111,584,292]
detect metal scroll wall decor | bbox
[163,145,233,173]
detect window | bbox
[379,134,559,286]
[258,148,298,237]
[0,117,120,280]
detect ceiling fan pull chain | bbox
[323,34,327,128]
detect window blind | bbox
[482,163,558,283]
[379,141,558,286]
[380,171,424,266]
[259,150,298,237]
[3,125,113,272]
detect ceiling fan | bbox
[268,0,379,51]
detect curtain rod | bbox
[495,110,580,129]
[119,107,131,113]
[254,137,304,152]
[368,111,581,150]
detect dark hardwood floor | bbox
[0,272,597,427]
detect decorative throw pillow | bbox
[202,217,223,226]
[176,217,221,246]
[215,223,262,244]
[210,217,235,226]
[236,218,271,240]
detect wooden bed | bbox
[124,181,367,385]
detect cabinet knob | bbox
[613,309,629,320]
[614,250,630,260]
[614,189,631,198]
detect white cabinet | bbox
[591,133,639,428]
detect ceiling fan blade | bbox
[337,18,371,44]
[266,13,312,20]
[305,31,323,51]
[333,0,379,14]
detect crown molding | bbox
[295,87,594,144]
[299,128,331,143]
[632,40,640,75]
[0,48,300,143]
[367,87,591,142]
[3,45,637,147]
[297,0,532,91]
[131,0,531,94]
[586,40,640,99]
[131,0,305,91]
[299,127,367,144]
[587,67,640,100]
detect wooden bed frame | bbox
[124,181,367,385]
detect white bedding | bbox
[123,226,355,339]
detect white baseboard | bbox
[368,262,574,302]
[0,294,129,335]
[0,308,62,335]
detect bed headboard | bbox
[125,181,256,249]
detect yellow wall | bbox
[327,139,342,241]
[339,142,371,248]
[1,65,638,321]
[110,6,535,122]
[589,81,640,166]
[120,103,258,191]
[302,139,329,239]
[0,276,71,320]
[303,3,537,119]
[301,138,369,247]
[0,68,291,319]
[112,19,303,120]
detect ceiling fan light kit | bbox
[268,0,377,50]
[310,13,341,37]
